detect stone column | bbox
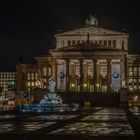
[93,59,97,92]
[79,59,83,92]
[120,58,125,88]
[107,59,111,92]
[65,58,69,92]
[54,59,57,91]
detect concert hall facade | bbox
[16,18,140,99]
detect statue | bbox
[48,77,55,93]
[85,15,98,26]
[122,78,126,88]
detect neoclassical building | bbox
[16,18,140,95]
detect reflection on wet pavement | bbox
[81,114,127,121]
[0,115,16,119]
[29,115,77,121]
[49,108,134,136]
[50,122,134,136]
[94,108,126,115]
[0,122,56,134]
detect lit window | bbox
[128,79,133,83]
[31,82,34,86]
[133,67,137,76]
[31,73,34,80]
[27,73,30,80]
[134,79,137,83]
[128,67,133,76]
[129,86,133,91]
[35,73,38,80]
[138,67,140,76]
[43,67,47,76]
[48,67,51,76]
[27,82,30,86]
[134,86,137,90]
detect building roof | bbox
[52,41,126,52]
[55,25,129,37]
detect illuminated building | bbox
[0,72,16,92]
[16,16,140,95]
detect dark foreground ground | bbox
[0,107,140,140]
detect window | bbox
[43,67,47,76]
[129,86,133,91]
[72,40,76,45]
[31,73,34,80]
[61,40,64,47]
[27,82,30,86]
[128,67,133,76]
[128,79,132,84]
[138,67,140,76]
[113,40,116,47]
[108,40,111,47]
[134,86,137,90]
[99,40,102,45]
[94,40,97,44]
[133,79,137,83]
[27,73,30,80]
[48,67,52,76]
[101,66,107,76]
[31,82,34,86]
[67,41,71,46]
[35,73,38,80]
[133,67,137,76]
[122,40,124,49]
[77,40,80,44]
[103,40,107,46]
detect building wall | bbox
[0,72,16,92]
[16,26,140,94]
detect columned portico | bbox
[93,59,97,92]
[65,58,70,92]
[107,59,111,92]
[54,56,125,93]
[79,59,83,92]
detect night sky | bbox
[0,0,140,71]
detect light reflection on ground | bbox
[94,108,126,115]
[23,122,55,132]
[0,122,56,134]
[49,122,134,136]
[81,114,127,121]
[0,115,16,119]
[29,115,77,121]
[49,108,134,136]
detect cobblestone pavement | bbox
[0,107,140,140]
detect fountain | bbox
[21,77,79,112]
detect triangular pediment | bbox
[55,26,128,36]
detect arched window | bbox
[122,40,125,49]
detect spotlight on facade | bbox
[96,84,99,87]
[133,95,138,101]
[71,83,75,87]
[84,83,87,87]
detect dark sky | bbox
[0,0,140,71]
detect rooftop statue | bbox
[85,15,98,26]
